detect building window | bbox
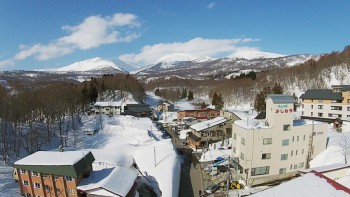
[331,106,342,110]
[32,171,39,176]
[302,149,304,154]
[282,139,289,146]
[68,188,76,195]
[23,180,29,186]
[44,185,50,190]
[291,150,293,156]
[233,147,236,153]
[34,183,41,189]
[318,105,323,109]
[297,136,299,141]
[303,135,305,141]
[317,132,323,135]
[302,104,304,108]
[299,162,304,168]
[311,105,313,109]
[283,124,290,131]
[251,166,270,176]
[279,168,286,174]
[311,112,313,116]
[24,193,32,197]
[262,153,271,160]
[233,133,236,140]
[296,150,298,156]
[240,153,244,160]
[293,164,298,169]
[302,111,304,115]
[281,154,288,160]
[318,113,323,117]
[292,136,294,142]
[241,137,245,145]
[21,169,26,174]
[65,176,73,181]
[290,164,293,170]
[263,138,272,145]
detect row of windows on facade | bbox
[237,148,306,162]
[22,181,76,196]
[200,130,224,137]
[249,161,305,177]
[235,133,307,147]
[302,111,349,118]
[23,187,76,197]
[20,169,74,181]
[302,104,350,111]
[302,99,345,103]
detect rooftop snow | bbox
[299,163,350,173]
[14,150,91,166]
[77,166,137,197]
[190,117,228,132]
[251,171,350,197]
[266,94,295,104]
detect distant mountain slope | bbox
[135,54,320,80]
[39,57,136,73]
[228,50,286,60]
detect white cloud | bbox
[207,2,216,9]
[0,59,15,69]
[119,37,260,66]
[10,13,140,62]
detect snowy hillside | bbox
[228,50,286,60]
[40,57,128,73]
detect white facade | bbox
[232,95,328,186]
[92,101,124,115]
[300,86,350,121]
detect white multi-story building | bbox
[232,95,328,186]
[300,85,350,122]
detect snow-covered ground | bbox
[0,114,180,197]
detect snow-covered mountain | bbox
[132,53,215,74]
[135,53,320,80]
[228,50,286,60]
[40,57,137,73]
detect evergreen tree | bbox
[200,102,207,109]
[181,88,187,99]
[187,90,194,101]
[155,87,160,96]
[88,82,98,104]
[216,93,224,110]
[271,82,283,94]
[212,92,218,106]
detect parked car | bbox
[206,183,219,194]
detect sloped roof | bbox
[251,171,350,197]
[299,163,350,173]
[77,166,138,197]
[266,94,295,104]
[14,151,95,177]
[190,117,228,132]
[300,89,342,100]
[332,85,350,91]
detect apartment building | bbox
[300,85,350,122]
[14,150,95,197]
[232,94,328,186]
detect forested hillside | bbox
[144,46,350,108]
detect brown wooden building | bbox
[14,150,95,197]
[177,108,220,120]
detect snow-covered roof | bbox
[14,150,91,166]
[226,109,258,120]
[93,101,123,107]
[266,94,295,104]
[234,119,268,130]
[190,117,228,132]
[77,166,137,197]
[251,171,350,197]
[299,163,350,173]
[179,129,191,139]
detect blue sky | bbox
[0,0,350,70]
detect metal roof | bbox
[300,89,343,100]
[266,94,295,104]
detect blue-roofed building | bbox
[232,94,328,186]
